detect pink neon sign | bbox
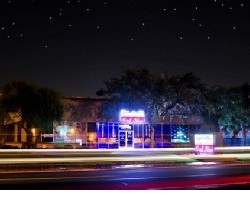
[119,109,145,123]
[194,134,214,155]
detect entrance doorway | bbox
[119,131,134,149]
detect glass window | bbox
[134,124,143,149]
[163,124,171,142]
[189,124,201,133]
[144,124,150,138]
[132,124,145,138]
[88,122,96,132]
[134,124,139,138]
[154,124,162,139]
[96,123,108,138]
[108,123,119,138]
[171,124,189,143]
[154,124,162,148]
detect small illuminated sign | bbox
[194,134,214,155]
[42,134,53,138]
[119,124,132,130]
[120,109,145,123]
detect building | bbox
[1,96,229,149]
[44,97,219,149]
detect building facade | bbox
[50,120,203,149]
[45,97,208,149]
[4,96,247,149]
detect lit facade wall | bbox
[52,121,201,149]
[52,98,204,148]
[53,121,87,145]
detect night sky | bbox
[0,0,249,97]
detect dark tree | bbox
[162,72,208,122]
[96,68,208,147]
[96,68,165,121]
[207,84,250,145]
[96,67,170,147]
[0,80,63,148]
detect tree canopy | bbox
[0,80,64,147]
[207,83,250,135]
[96,68,167,123]
[96,67,250,141]
[163,72,208,121]
[96,67,210,147]
[96,68,208,124]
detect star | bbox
[0,0,249,98]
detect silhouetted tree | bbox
[0,80,63,148]
[96,68,208,147]
[206,84,250,145]
[96,67,170,147]
[162,72,208,122]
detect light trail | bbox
[0,155,196,164]
[1,147,250,166]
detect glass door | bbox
[119,131,134,149]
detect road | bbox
[1,148,250,190]
[1,163,250,189]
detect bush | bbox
[0,145,19,149]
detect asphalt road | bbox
[1,148,250,190]
[1,163,250,190]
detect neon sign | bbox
[194,134,214,155]
[119,109,145,123]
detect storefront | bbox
[52,122,200,149]
[50,109,201,149]
[96,122,151,149]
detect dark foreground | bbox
[1,163,250,190]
